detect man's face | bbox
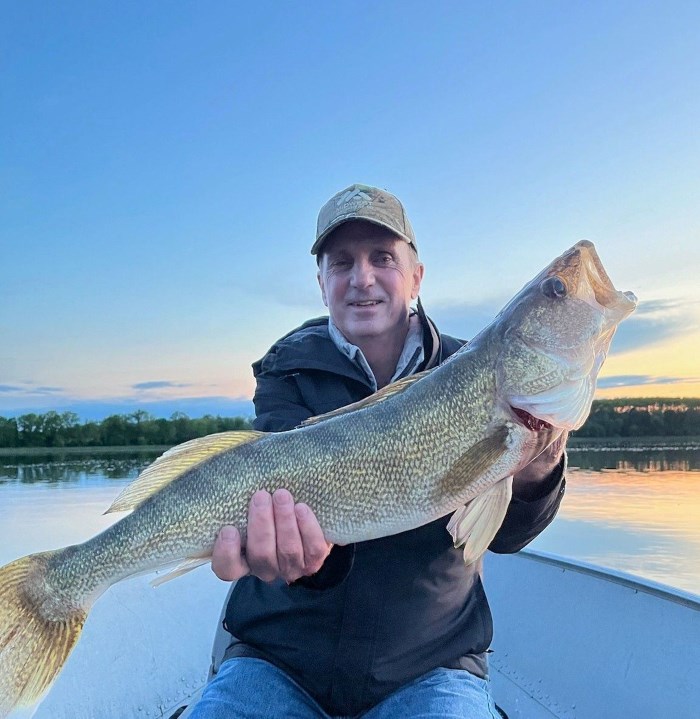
[317,221,424,347]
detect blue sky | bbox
[2,1,699,420]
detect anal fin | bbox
[150,555,211,587]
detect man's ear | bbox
[317,270,328,307]
[411,262,425,300]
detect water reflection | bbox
[531,465,700,595]
[566,446,700,472]
[0,453,159,485]
[558,469,699,536]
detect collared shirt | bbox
[327,313,425,392]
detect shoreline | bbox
[1,437,699,457]
[567,436,700,450]
[0,445,171,457]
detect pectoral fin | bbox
[439,425,510,496]
[447,476,513,565]
[107,430,266,513]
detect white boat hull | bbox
[484,550,700,718]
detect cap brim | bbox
[311,217,414,255]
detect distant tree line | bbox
[572,398,700,438]
[0,410,252,448]
[1,399,699,448]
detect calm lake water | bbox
[1,444,699,597]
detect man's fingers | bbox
[211,525,249,581]
[272,489,306,582]
[295,503,333,576]
[216,491,331,584]
[245,490,280,582]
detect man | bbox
[191,184,566,718]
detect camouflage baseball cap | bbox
[311,184,417,255]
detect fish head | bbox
[491,240,637,431]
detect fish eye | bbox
[540,276,567,299]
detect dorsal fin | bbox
[300,369,432,427]
[106,430,266,513]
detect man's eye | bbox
[376,254,393,264]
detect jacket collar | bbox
[253,311,448,386]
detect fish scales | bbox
[0,241,637,716]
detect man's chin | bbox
[337,319,387,343]
[335,318,383,339]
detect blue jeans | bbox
[188,657,499,718]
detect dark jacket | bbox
[224,314,565,716]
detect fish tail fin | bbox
[0,552,87,718]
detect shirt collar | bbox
[328,314,425,392]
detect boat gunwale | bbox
[519,548,700,609]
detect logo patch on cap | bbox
[336,188,373,212]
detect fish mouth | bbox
[555,241,637,319]
[510,406,553,432]
[578,241,637,311]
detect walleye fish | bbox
[0,241,636,716]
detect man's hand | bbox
[211,489,332,584]
[512,431,568,501]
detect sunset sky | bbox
[2,1,699,420]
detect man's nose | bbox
[350,259,375,288]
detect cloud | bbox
[0,383,65,396]
[597,375,700,389]
[424,299,502,341]
[633,299,694,316]
[0,385,23,393]
[611,298,699,354]
[132,381,192,391]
